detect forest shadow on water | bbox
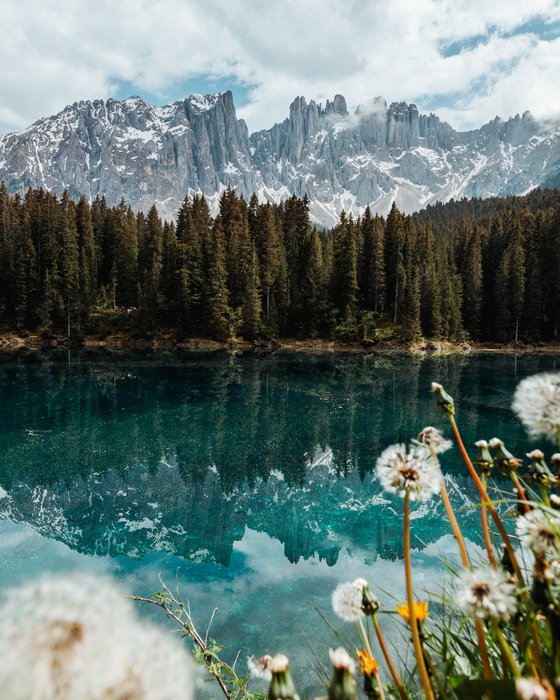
[1,349,559,688]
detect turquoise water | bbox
[0,350,559,692]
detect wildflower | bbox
[515,677,556,700]
[396,600,429,624]
[357,650,378,677]
[376,443,441,502]
[456,567,517,622]
[353,578,379,616]
[516,509,560,558]
[0,574,193,700]
[268,654,300,700]
[329,647,356,673]
[332,582,363,622]
[527,449,554,488]
[489,437,522,475]
[513,372,560,442]
[474,439,494,476]
[414,426,452,454]
[328,648,357,700]
[248,655,272,681]
[544,559,560,586]
[431,382,455,415]
[550,494,560,510]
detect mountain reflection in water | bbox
[1,350,559,686]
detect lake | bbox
[0,350,558,694]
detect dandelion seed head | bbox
[376,443,441,502]
[456,567,517,622]
[550,494,560,510]
[331,582,363,622]
[545,560,560,586]
[516,509,560,557]
[352,578,368,591]
[527,449,545,460]
[329,647,355,673]
[269,654,289,674]
[515,677,556,700]
[489,437,503,449]
[475,439,488,448]
[0,574,193,700]
[248,655,272,681]
[513,373,560,443]
[414,426,452,454]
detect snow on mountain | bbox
[1,91,560,225]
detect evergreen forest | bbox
[2,183,560,344]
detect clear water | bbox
[0,350,559,693]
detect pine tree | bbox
[59,193,80,333]
[205,216,232,341]
[139,205,163,324]
[459,225,483,340]
[241,242,262,340]
[360,207,385,312]
[384,203,406,324]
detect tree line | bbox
[1,182,560,343]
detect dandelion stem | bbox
[374,671,387,700]
[494,625,521,678]
[373,616,407,700]
[448,415,523,582]
[357,617,374,659]
[480,474,498,569]
[403,493,436,700]
[510,472,531,513]
[431,448,492,680]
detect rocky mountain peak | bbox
[1,91,560,225]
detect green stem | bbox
[404,493,436,700]
[372,616,407,700]
[449,415,523,583]
[494,625,521,678]
[358,617,374,659]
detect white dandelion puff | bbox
[0,574,194,700]
[376,443,441,502]
[516,509,560,558]
[550,494,560,510]
[329,647,355,673]
[515,677,555,700]
[545,560,560,586]
[456,567,517,622]
[413,426,452,454]
[332,582,363,622]
[513,372,560,442]
[352,578,368,590]
[268,654,290,674]
[247,655,272,681]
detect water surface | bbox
[0,350,558,692]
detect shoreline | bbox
[1,331,559,355]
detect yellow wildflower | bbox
[396,600,429,624]
[357,649,378,677]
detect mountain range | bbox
[1,90,559,226]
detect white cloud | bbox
[1,0,560,134]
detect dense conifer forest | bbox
[1,182,560,344]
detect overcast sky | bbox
[2,0,560,135]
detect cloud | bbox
[1,0,560,134]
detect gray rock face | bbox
[1,91,560,225]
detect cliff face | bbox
[1,91,559,225]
